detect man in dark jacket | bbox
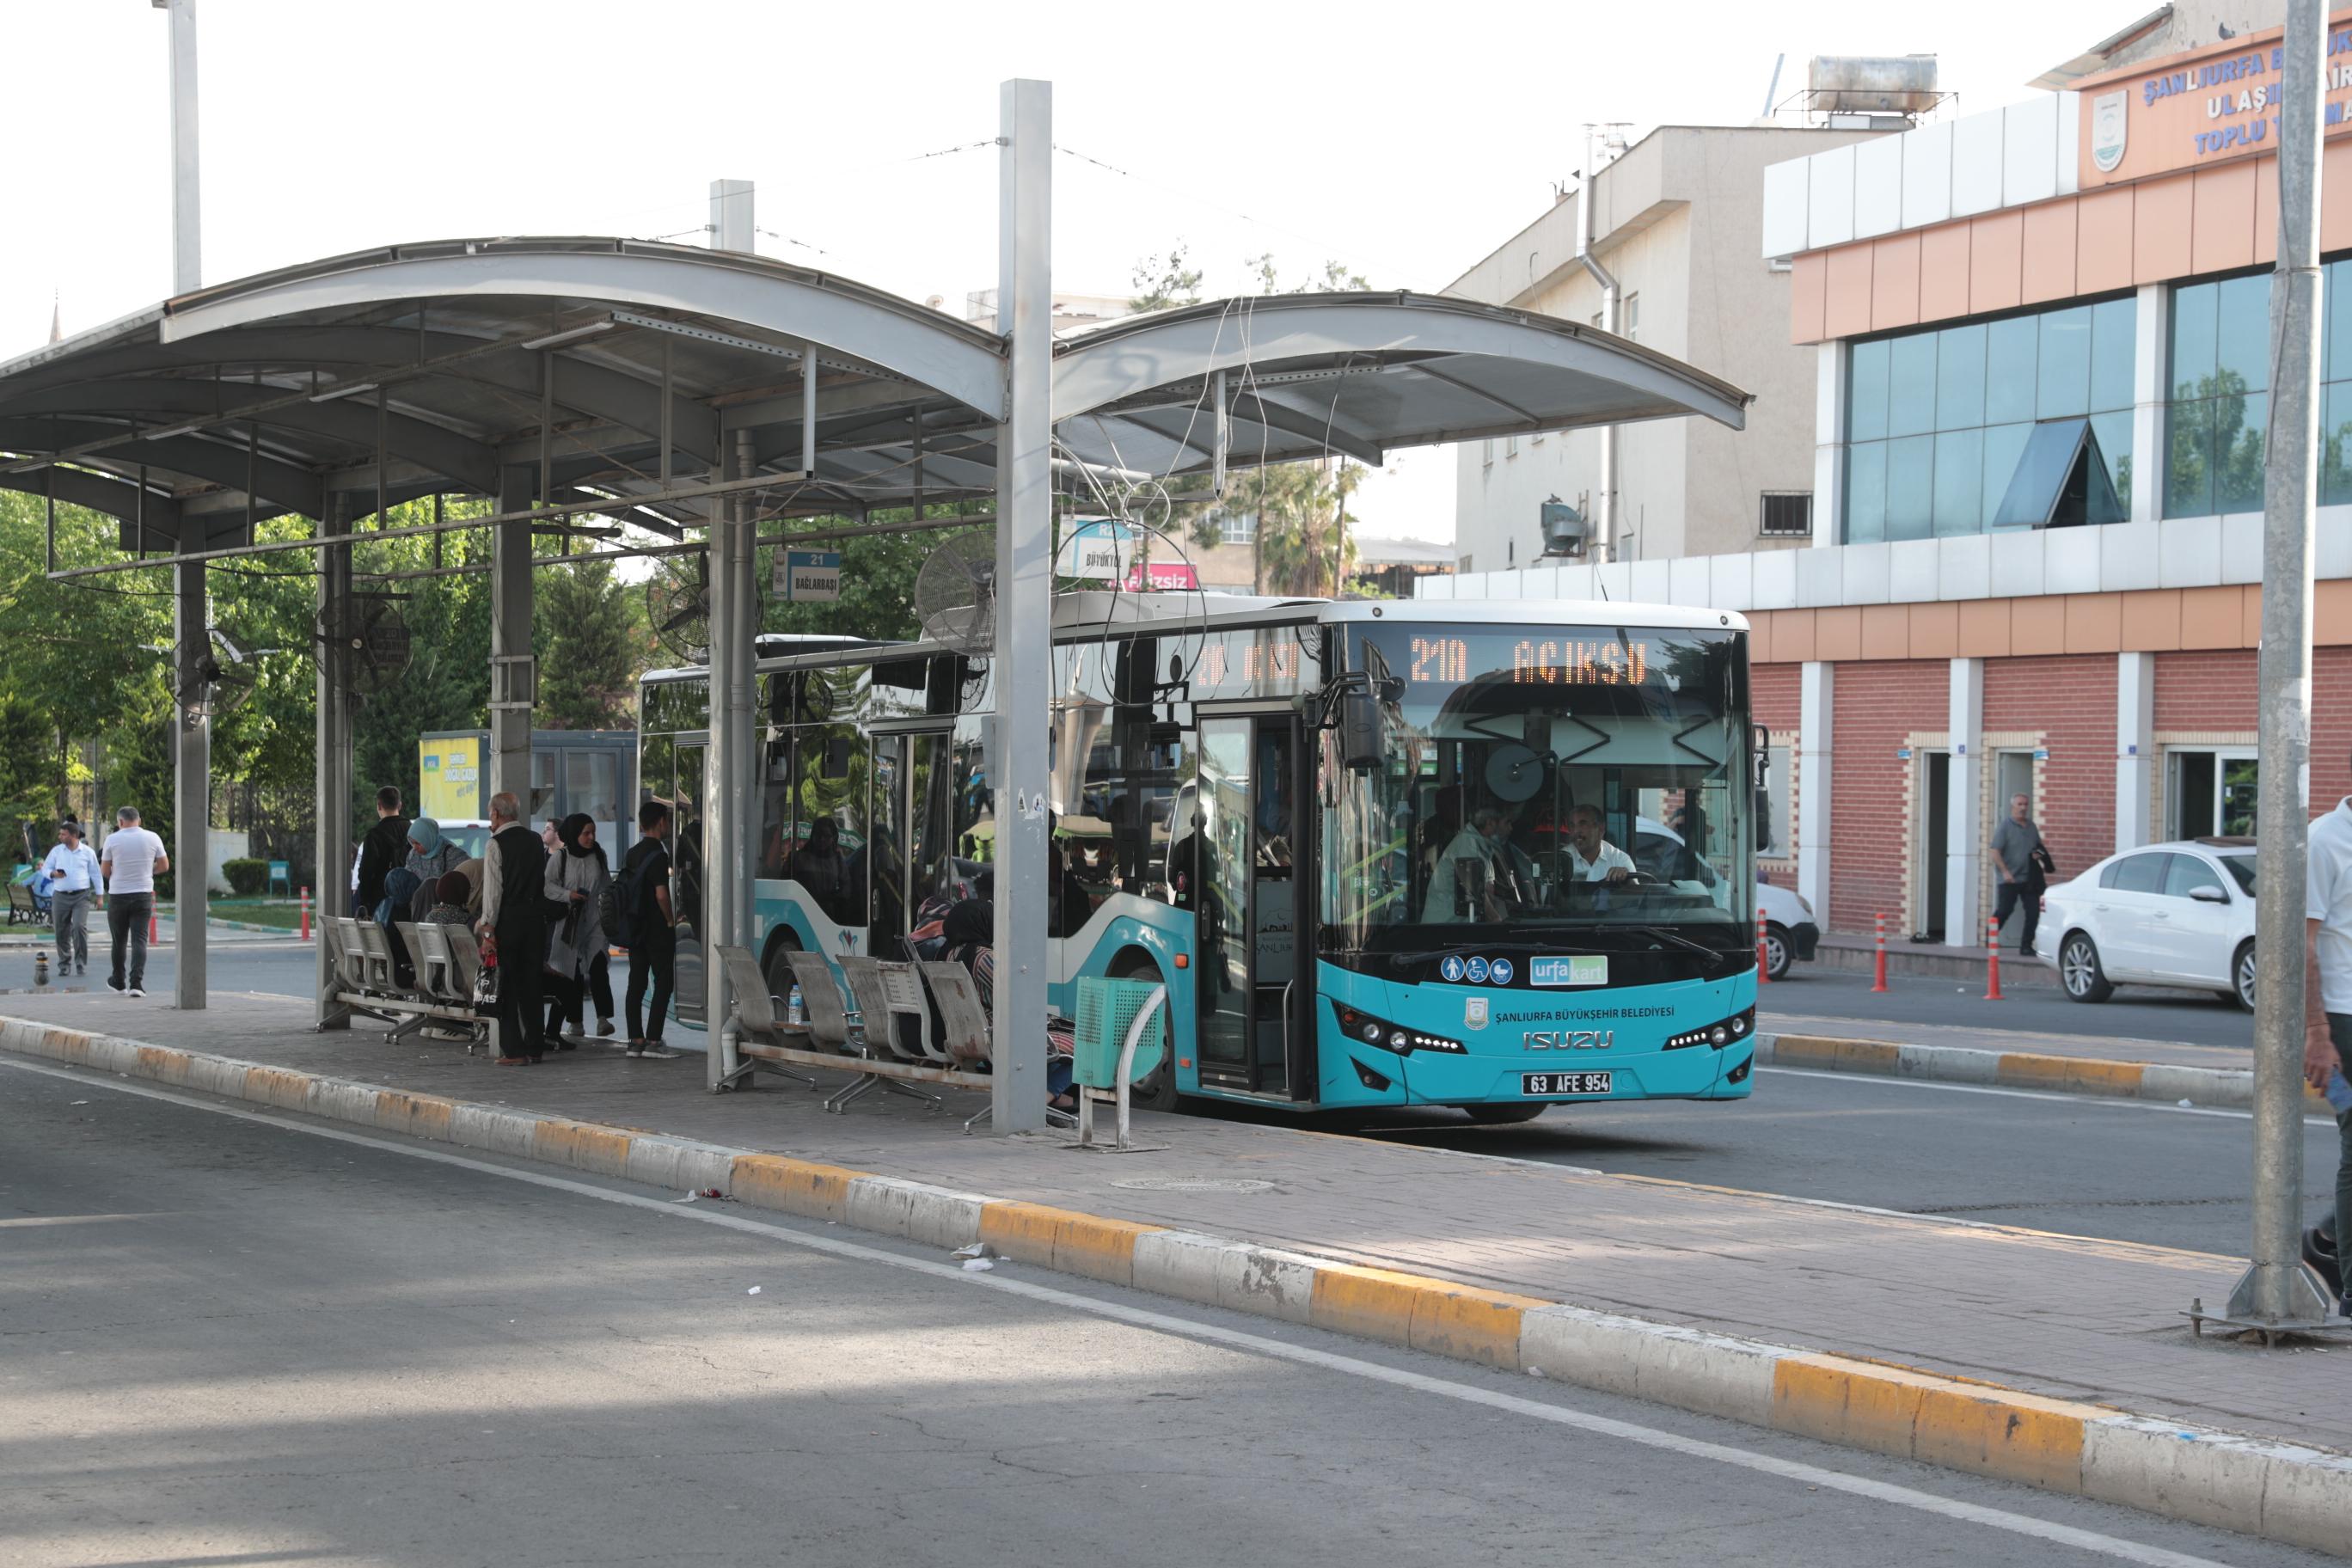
[476,790,547,1063]
[355,786,411,917]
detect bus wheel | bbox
[1113,956,1182,1112]
[762,934,803,1008]
[1461,1103,1547,1125]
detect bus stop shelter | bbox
[0,80,1748,1131]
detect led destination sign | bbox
[1406,634,1663,687]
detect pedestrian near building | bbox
[41,819,100,976]
[477,791,547,1064]
[619,799,678,1059]
[355,786,409,918]
[1991,793,2052,958]
[100,806,168,996]
[2302,761,2352,1320]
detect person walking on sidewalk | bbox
[619,799,678,1059]
[542,813,611,1049]
[477,791,547,1064]
[41,819,100,977]
[1991,794,2051,957]
[2303,771,2352,1319]
[100,806,168,997]
[355,785,409,919]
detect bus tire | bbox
[761,930,803,1008]
[1462,1103,1548,1125]
[1112,952,1183,1112]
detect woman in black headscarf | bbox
[542,812,613,1047]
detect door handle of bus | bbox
[1282,980,1295,1051]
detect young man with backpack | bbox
[616,799,679,1059]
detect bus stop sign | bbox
[776,549,842,602]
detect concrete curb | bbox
[1755,1031,2331,1112]
[7,1012,2347,1559]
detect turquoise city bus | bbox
[636,593,1760,1120]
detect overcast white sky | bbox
[6,0,2128,542]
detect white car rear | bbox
[2033,838,2258,1010]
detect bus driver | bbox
[1563,805,1636,885]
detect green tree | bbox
[537,558,637,729]
[760,507,992,643]
[1129,246,1204,313]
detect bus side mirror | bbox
[1339,691,1381,772]
[1752,723,1772,790]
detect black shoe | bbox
[105,977,125,993]
[2306,1226,2343,1297]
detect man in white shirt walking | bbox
[2303,766,2352,1320]
[100,805,168,997]
[40,819,100,977]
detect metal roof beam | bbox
[0,467,184,534]
[1231,388,1387,466]
[0,418,323,518]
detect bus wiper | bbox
[1614,923,1740,971]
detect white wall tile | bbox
[2317,507,2352,580]
[2001,94,2060,208]
[1669,555,1711,606]
[1761,156,1810,259]
[2055,91,2080,196]
[1806,144,1857,249]
[2045,526,2101,594]
[2156,515,2223,588]
[1853,135,1904,239]
[1554,562,1597,601]
[1989,529,2045,598]
[1629,559,1672,603]
[2098,519,2161,591]
[1888,537,1940,603]
[1753,548,1798,609]
[1951,107,2006,217]
[1592,561,1633,603]
[1841,541,1892,603]
[1709,553,1755,611]
[2219,513,2263,585]
[1519,565,1563,599]
[1937,534,1993,600]
[1902,120,1954,229]
[1795,546,1844,607]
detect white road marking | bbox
[1758,1064,2337,1125]
[3,1055,2247,1568]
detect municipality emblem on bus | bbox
[2090,89,2128,174]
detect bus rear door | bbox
[1193,714,1314,1100]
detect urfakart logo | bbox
[1522,1029,1614,1051]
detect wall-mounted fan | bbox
[911,531,996,655]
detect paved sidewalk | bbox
[1761,1008,2252,1074]
[7,986,2345,1461]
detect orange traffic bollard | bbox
[1756,929,1771,984]
[299,885,311,942]
[1871,911,1890,993]
[1982,914,2004,1001]
[149,910,159,946]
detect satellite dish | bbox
[912,531,997,655]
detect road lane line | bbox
[1,1054,2248,1568]
[1757,1065,2337,1124]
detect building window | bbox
[2170,261,2352,515]
[1457,552,1475,572]
[1622,293,1640,341]
[1844,297,2135,542]
[1218,512,1256,547]
[1482,438,1494,468]
[2167,748,2258,838]
[1759,492,1812,537]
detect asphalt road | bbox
[1765,963,2256,1050]
[3,1063,2332,1568]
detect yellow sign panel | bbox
[418,735,485,823]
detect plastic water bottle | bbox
[787,984,805,1026]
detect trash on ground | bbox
[962,1258,995,1272]
[747,1285,763,1295]
[2178,1099,2194,1107]
[1526,1365,1546,1379]
[951,1241,998,1261]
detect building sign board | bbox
[775,548,842,602]
[2075,9,2352,186]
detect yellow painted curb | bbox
[242,1063,311,1110]
[1409,1283,1549,1369]
[1772,1354,2098,1491]
[978,1200,1161,1285]
[1308,1262,1444,1349]
[570,1123,634,1177]
[1997,1052,2146,1097]
[1768,1036,1900,1073]
[374,1089,455,1140]
[138,1044,191,1085]
[729,1154,867,1222]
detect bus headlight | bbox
[1665,1008,1754,1050]
[1332,1001,1466,1055]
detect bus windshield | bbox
[1323,623,1750,956]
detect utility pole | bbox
[2223,0,2332,1331]
[157,0,208,1010]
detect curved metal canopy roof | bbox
[0,237,1751,559]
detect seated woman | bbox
[940,897,1077,1113]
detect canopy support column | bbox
[174,556,208,1008]
[990,78,1053,1134]
[490,468,536,809]
[705,437,752,1089]
[314,498,352,1027]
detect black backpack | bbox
[609,848,647,951]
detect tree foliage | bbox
[536,558,639,730]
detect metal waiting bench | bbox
[714,944,1062,1132]
[319,916,487,1048]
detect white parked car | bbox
[1754,879,1820,981]
[2034,837,2257,1010]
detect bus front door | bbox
[1194,715,1311,1099]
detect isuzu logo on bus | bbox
[1522,1029,1614,1051]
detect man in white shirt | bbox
[40,819,101,977]
[100,805,168,997]
[1563,805,1636,885]
[2303,779,2352,1317]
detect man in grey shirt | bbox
[1990,793,2048,958]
